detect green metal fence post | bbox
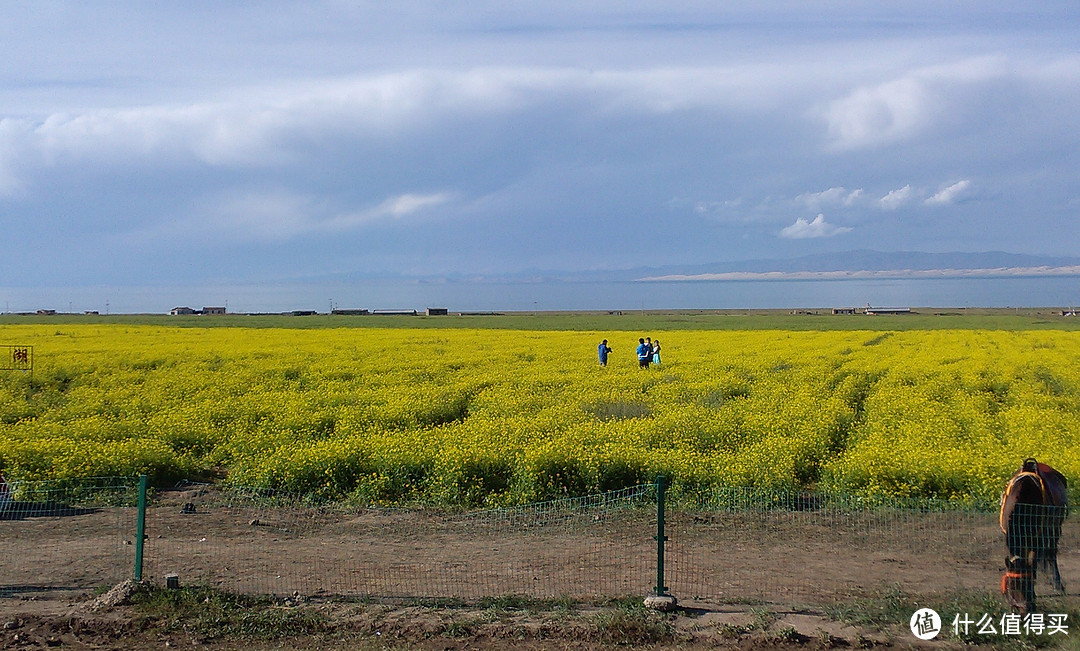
[134,474,148,582]
[654,475,669,597]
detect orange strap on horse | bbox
[1001,570,1031,593]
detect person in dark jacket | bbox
[598,339,613,366]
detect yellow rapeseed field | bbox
[1,324,1078,505]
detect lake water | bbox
[9,275,1078,314]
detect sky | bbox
[2,2,1080,311]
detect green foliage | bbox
[131,586,328,640]
[592,601,675,645]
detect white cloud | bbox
[668,197,744,215]
[117,190,454,247]
[824,76,932,150]
[925,179,972,206]
[381,192,452,217]
[691,200,725,214]
[797,187,864,209]
[0,62,845,203]
[323,192,453,231]
[779,214,852,239]
[0,102,291,192]
[879,185,914,210]
[842,188,864,206]
[822,58,1009,151]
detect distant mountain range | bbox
[503,250,1080,283]
[625,250,1080,282]
[300,251,1080,284]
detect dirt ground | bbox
[0,585,1007,650]
[1,485,1077,649]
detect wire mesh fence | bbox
[2,476,1075,608]
[664,488,1030,605]
[0,477,139,597]
[140,482,657,599]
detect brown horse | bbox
[999,458,1068,613]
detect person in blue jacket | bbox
[598,339,612,366]
[636,338,651,369]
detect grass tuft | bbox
[130,585,327,640]
[586,401,652,421]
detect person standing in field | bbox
[636,337,651,369]
[598,339,612,366]
[651,339,661,366]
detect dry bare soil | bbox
[0,584,1003,651]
